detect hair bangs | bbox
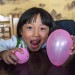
[26,14,39,24]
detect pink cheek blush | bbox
[14,48,29,64]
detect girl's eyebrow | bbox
[25,23,33,26]
[40,24,47,26]
[26,22,47,26]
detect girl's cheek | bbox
[40,32,49,37]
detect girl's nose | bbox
[33,29,39,37]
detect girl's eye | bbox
[40,28,46,31]
[27,26,33,30]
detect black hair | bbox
[17,7,57,38]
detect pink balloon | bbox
[13,48,29,64]
[46,29,73,66]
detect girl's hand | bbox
[1,48,24,65]
[70,35,75,55]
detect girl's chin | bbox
[30,49,39,52]
[30,46,40,52]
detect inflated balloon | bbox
[13,48,29,64]
[46,29,73,66]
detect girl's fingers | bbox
[17,48,24,54]
[3,56,10,64]
[70,50,75,55]
[71,35,75,43]
[10,52,18,62]
[71,35,73,39]
[2,51,17,65]
[70,35,75,55]
[13,48,24,54]
[6,56,17,65]
[2,51,10,64]
[73,36,75,43]
[2,48,24,65]
[70,45,75,55]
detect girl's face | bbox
[21,14,49,52]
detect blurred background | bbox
[0,0,75,39]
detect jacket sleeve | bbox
[0,35,17,52]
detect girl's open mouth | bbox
[30,40,41,49]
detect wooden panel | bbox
[0,26,11,39]
[0,15,13,39]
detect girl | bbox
[0,7,75,65]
